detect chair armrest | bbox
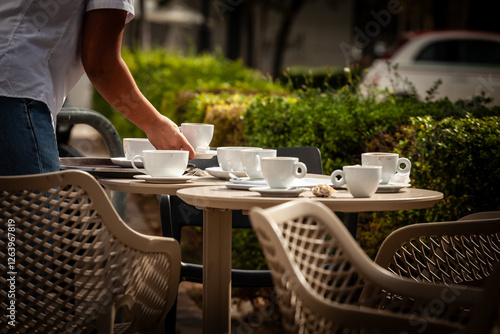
[57,107,124,157]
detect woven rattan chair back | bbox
[373,216,500,286]
[249,200,485,334]
[0,170,180,334]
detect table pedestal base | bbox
[203,208,232,333]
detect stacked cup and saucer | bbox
[111,138,155,168]
[221,148,276,188]
[180,123,216,159]
[330,165,382,198]
[330,152,411,197]
[216,147,309,196]
[360,152,412,193]
[249,155,309,197]
[207,147,261,180]
[131,150,195,184]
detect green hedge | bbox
[92,49,287,138]
[244,88,429,171]
[279,65,365,91]
[358,115,500,257]
[401,115,500,219]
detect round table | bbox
[177,185,443,212]
[176,185,443,334]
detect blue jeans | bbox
[0,96,60,175]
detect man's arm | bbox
[81,9,195,158]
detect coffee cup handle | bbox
[131,155,146,174]
[330,170,346,187]
[397,157,411,174]
[294,162,307,178]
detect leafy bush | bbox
[244,88,420,171]
[402,115,500,219]
[244,86,500,167]
[241,85,500,258]
[358,115,500,257]
[92,49,286,138]
[279,65,364,91]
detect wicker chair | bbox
[0,170,181,334]
[249,200,492,333]
[374,212,500,287]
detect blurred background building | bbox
[123,0,500,76]
[69,0,500,109]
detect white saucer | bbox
[111,157,144,168]
[249,186,307,197]
[205,167,247,180]
[339,182,411,193]
[228,178,267,185]
[133,175,195,183]
[194,150,217,159]
[224,180,268,190]
[376,183,411,193]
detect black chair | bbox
[161,146,323,331]
[57,107,124,158]
[56,107,127,218]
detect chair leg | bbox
[159,194,173,238]
[159,194,179,333]
[345,212,358,238]
[164,296,178,334]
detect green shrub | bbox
[244,88,419,171]
[244,85,500,170]
[402,115,500,218]
[92,49,286,138]
[241,84,500,259]
[279,65,365,91]
[358,115,500,258]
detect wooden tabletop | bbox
[176,186,444,213]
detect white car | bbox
[361,30,500,105]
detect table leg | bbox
[203,208,232,334]
[345,212,359,238]
[108,190,127,220]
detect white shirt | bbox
[0,0,134,127]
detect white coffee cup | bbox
[331,165,382,198]
[131,150,188,177]
[180,123,214,153]
[261,157,307,189]
[123,138,155,160]
[361,152,411,184]
[217,147,261,172]
[241,149,277,179]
